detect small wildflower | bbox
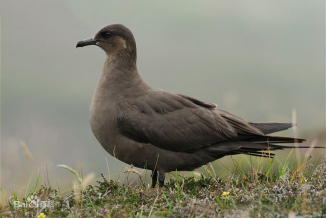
[305,179,308,183]
[37,213,46,218]
[200,198,208,202]
[221,191,230,197]
[103,208,108,216]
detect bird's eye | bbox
[103,31,113,38]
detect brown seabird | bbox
[76,24,315,187]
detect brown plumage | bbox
[76,24,318,188]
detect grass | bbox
[0,155,325,218]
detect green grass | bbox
[1,156,325,218]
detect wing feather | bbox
[117,90,262,152]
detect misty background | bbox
[0,0,325,194]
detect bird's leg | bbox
[158,171,165,188]
[151,170,158,188]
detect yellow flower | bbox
[221,191,230,197]
[37,213,46,218]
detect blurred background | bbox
[0,0,325,197]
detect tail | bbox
[245,122,306,144]
[208,122,325,159]
[231,141,324,158]
[224,123,307,144]
[210,141,325,159]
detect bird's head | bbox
[77,24,137,62]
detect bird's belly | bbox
[96,134,214,172]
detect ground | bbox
[1,156,326,218]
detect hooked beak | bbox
[76,38,97,48]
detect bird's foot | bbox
[151,170,165,188]
[158,171,165,188]
[151,170,158,188]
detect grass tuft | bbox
[1,157,325,217]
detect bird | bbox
[76,24,318,188]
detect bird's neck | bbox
[94,56,151,101]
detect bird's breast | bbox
[89,88,119,151]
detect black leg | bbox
[158,171,165,188]
[151,170,158,188]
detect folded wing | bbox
[117,90,264,152]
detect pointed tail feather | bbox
[209,141,325,159]
[224,134,307,144]
[235,143,325,158]
[245,135,307,144]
